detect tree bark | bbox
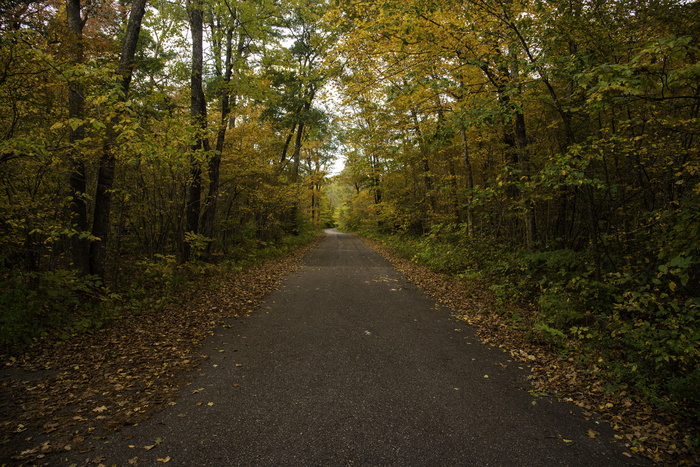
[460,128,474,236]
[202,28,235,248]
[292,120,305,182]
[183,0,209,261]
[66,0,90,275]
[90,0,147,277]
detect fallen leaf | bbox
[587,429,599,439]
[157,456,171,463]
[207,402,214,406]
[93,406,108,413]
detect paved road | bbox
[70,231,646,466]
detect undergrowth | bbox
[0,229,318,356]
[358,223,700,424]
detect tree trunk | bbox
[370,153,382,204]
[460,128,474,236]
[90,0,147,277]
[483,55,536,250]
[66,0,90,275]
[514,110,536,250]
[409,109,435,212]
[280,123,297,164]
[183,0,209,262]
[202,28,239,251]
[292,120,305,181]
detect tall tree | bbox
[66,0,90,275]
[183,0,209,261]
[90,0,148,277]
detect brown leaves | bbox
[362,236,700,465]
[0,238,319,465]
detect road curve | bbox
[67,230,647,466]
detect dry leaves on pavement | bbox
[362,236,699,465]
[0,238,321,466]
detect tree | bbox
[182,0,209,262]
[90,0,148,277]
[66,0,91,275]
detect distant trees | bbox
[331,0,700,418]
[334,0,699,263]
[1,0,342,350]
[0,0,339,278]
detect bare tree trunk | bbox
[280,123,297,164]
[482,55,535,250]
[409,109,435,212]
[90,0,147,277]
[514,111,536,250]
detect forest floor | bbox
[0,232,697,465]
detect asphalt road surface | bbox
[69,230,647,466]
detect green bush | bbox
[0,270,105,353]
[356,222,700,420]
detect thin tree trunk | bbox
[66,0,90,275]
[280,123,297,164]
[292,120,305,181]
[460,128,474,236]
[202,28,238,250]
[370,153,382,204]
[514,110,536,250]
[409,109,435,212]
[483,55,535,250]
[183,0,209,261]
[90,0,147,277]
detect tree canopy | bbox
[1,0,699,453]
[330,0,700,434]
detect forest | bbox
[1,0,699,451]
[1,0,338,348]
[329,0,700,430]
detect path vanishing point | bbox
[65,230,648,466]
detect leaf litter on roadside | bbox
[362,236,699,465]
[0,238,321,465]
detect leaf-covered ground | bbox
[362,237,699,465]
[1,234,697,465]
[0,238,321,466]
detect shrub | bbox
[0,270,105,353]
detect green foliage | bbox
[531,323,567,348]
[0,229,319,356]
[360,222,700,420]
[0,271,105,353]
[184,232,213,261]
